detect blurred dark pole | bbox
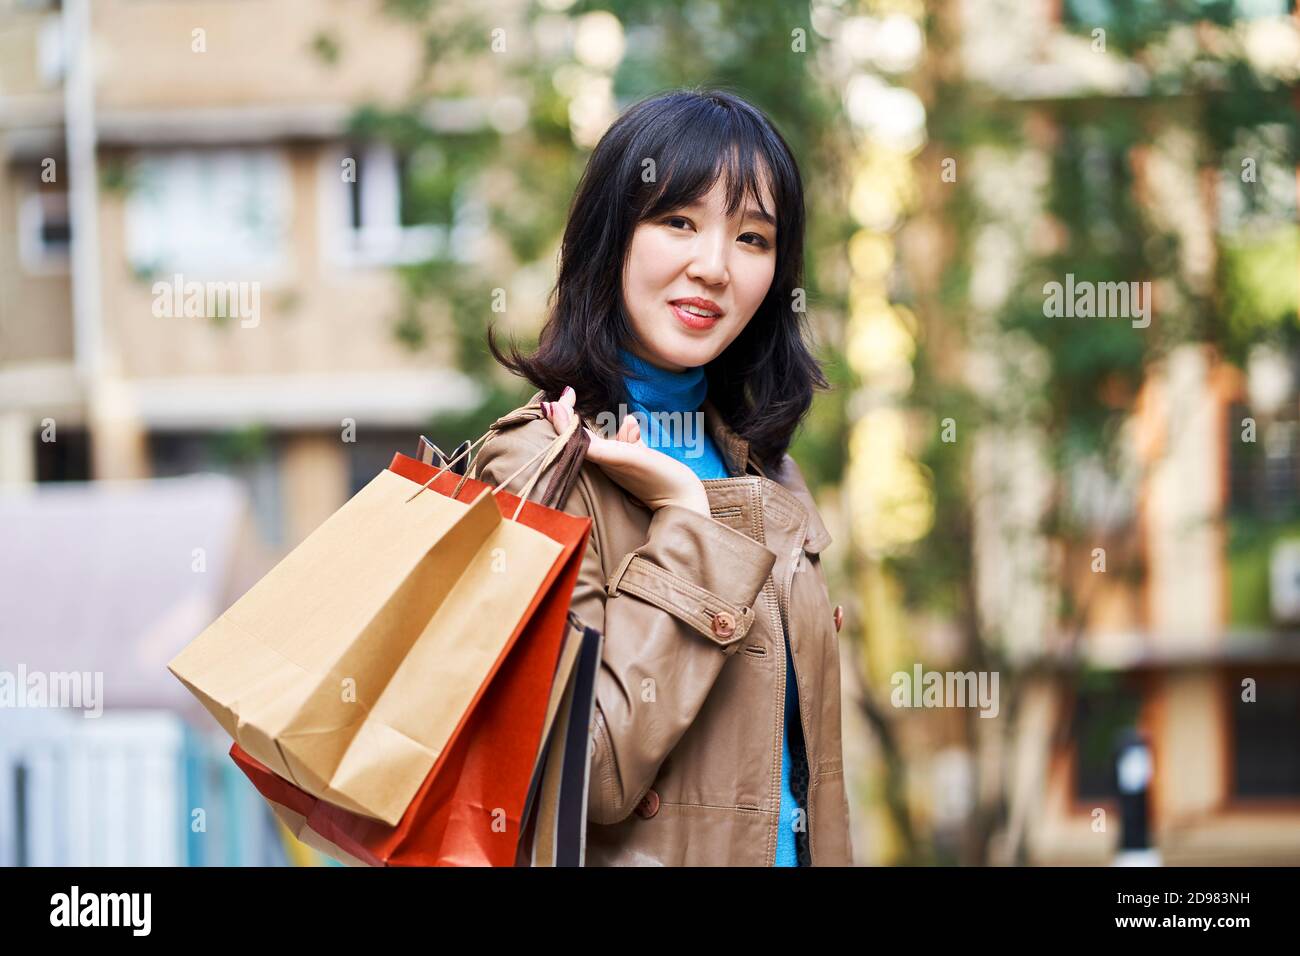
[1113,728,1161,866]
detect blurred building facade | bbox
[0,0,510,867]
[0,0,490,548]
[938,0,1300,865]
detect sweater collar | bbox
[618,347,708,416]
[509,388,754,478]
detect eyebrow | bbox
[742,207,778,229]
[680,201,777,229]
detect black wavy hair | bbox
[487,86,828,473]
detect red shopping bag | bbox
[232,447,592,866]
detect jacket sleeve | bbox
[472,421,777,825]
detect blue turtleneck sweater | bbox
[619,346,803,867]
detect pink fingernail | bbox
[562,386,575,403]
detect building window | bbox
[1228,401,1300,521]
[1225,349,1300,626]
[1052,124,1133,254]
[36,12,64,86]
[34,426,90,482]
[1231,671,1300,799]
[1218,123,1296,236]
[18,189,71,273]
[345,428,426,496]
[1063,0,1294,27]
[124,147,291,279]
[148,429,286,547]
[320,142,473,268]
[1068,675,1144,801]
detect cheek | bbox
[625,230,680,297]
[735,256,777,314]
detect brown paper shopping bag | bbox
[168,458,567,826]
[228,412,599,867]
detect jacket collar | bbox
[700,399,756,479]
[704,400,833,553]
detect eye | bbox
[663,215,693,230]
[739,232,772,249]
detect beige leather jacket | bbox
[473,390,853,866]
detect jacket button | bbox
[634,788,660,819]
[712,611,736,639]
[833,605,844,633]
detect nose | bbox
[684,226,730,288]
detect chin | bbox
[656,333,723,370]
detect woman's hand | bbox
[542,387,710,515]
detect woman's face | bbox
[620,171,778,373]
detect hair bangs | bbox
[634,107,780,228]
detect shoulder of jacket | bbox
[474,396,605,507]
[475,395,656,537]
[485,389,545,432]
[475,401,554,471]
[480,390,605,462]
[766,451,806,493]
[768,452,834,553]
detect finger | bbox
[581,429,637,468]
[616,415,638,443]
[559,386,576,412]
[540,401,561,435]
[579,426,609,463]
[627,415,645,446]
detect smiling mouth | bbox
[669,302,721,329]
[669,298,724,318]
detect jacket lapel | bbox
[701,399,756,478]
[702,399,833,553]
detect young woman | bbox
[475,88,852,866]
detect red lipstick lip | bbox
[670,302,719,330]
[669,296,724,317]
